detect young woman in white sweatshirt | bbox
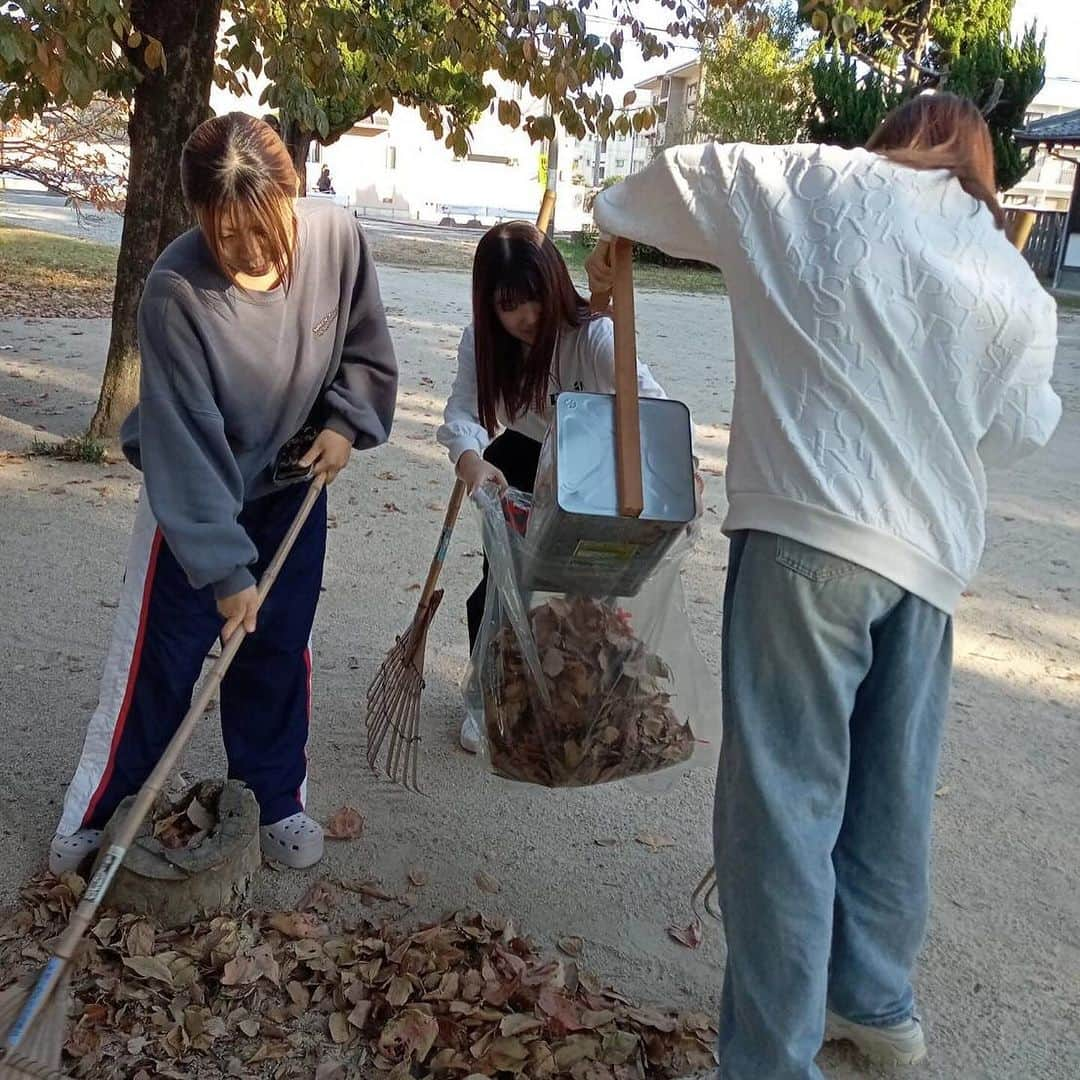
[587,94,1060,1079]
[437,220,665,750]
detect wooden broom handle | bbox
[416,477,467,612]
[54,474,327,958]
[610,237,644,517]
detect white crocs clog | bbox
[260,812,324,869]
[49,829,104,876]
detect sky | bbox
[1012,0,1080,80]
[604,0,1080,96]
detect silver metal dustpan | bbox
[522,237,695,597]
[524,391,695,596]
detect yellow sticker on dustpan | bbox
[571,540,639,567]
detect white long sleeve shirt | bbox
[437,315,666,464]
[595,142,1060,614]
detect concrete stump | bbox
[95,779,261,928]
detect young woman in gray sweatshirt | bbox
[49,113,398,874]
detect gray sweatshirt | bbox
[121,201,398,599]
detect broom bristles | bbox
[0,975,70,1080]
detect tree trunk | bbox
[283,120,312,195]
[906,0,936,90]
[89,0,222,438]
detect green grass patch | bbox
[0,226,117,317]
[30,434,108,464]
[554,239,725,296]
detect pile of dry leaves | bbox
[0,874,716,1080]
[483,597,696,787]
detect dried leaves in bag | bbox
[482,596,695,787]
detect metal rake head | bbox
[364,591,444,793]
[692,865,721,923]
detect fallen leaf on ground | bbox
[326,806,364,839]
[328,1012,352,1045]
[474,871,501,894]
[339,880,397,902]
[408,868,429,888]
[125,919,155,957]
[557,936,584,957]
[635,832,677,852]
[266,911,326,940]
[299,878,339,913]
[378,1006,439,1062]
[387,975,413,1007]
[500,1013,543,1036]
[121,954,173,985]
[667,917,704,950]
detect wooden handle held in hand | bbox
[610,237,644,518]
[54,474,327,959]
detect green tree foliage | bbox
[807,51,903,147]
[0,0,742,433]
[800,0,1045,190]
[696,3,812,144]
[946,23,1044,189]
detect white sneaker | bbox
[459,711,482,754]
[825,1010,927,1065]
[260,812,324,869]
[49,829,104,876]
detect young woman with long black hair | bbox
[437,221,666,751]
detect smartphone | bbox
[273,423,318,485]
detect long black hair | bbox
[471,221,592,435]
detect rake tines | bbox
[364,479,466,792]
[365,591,443,792]
[691,865,721,923]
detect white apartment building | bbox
[212,77,598,231]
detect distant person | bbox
[49,113,397,876]
[317,164,334,194]
[587,93,1060,1078]
[436,220,666,752]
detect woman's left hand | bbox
[300,428,352,484]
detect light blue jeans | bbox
[715,531,952,1080]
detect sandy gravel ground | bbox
[0,267,1077,1079]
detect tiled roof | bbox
[1016,108,1080,145]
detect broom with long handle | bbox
[0,475,327,1079]
[365,191,559,790]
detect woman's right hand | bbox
[457,450,508,495]
[218,585,259,643]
